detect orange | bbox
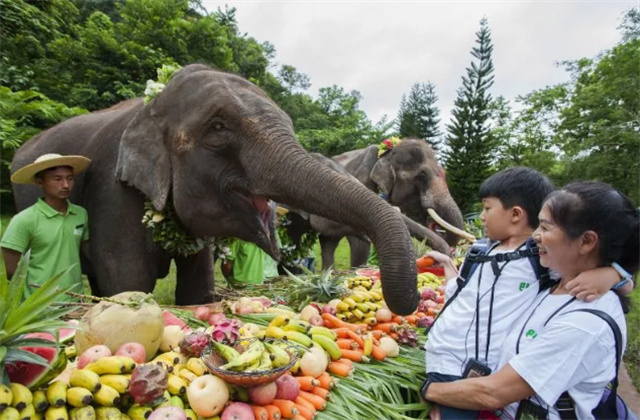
[416,256,435,270]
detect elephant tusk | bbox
[427,208,476,242]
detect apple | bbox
[187,375,229,417]
[321,305,337,316]
[148,406,187,420]
[247,381,277,405]
[77,344,112,369]
[194,306,212,321]
[221,402,254,420]
[435,295,445,304]
[115,342,147,364]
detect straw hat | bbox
[11,153,91,185]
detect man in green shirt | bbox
[1,153,91,300]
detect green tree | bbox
[397,82,441,148]
[443,17,496,214]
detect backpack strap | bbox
[554,309,622,420]
[524,237,555,290]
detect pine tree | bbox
[443,17,496,214]
[396,82,441,148]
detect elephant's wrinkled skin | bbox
[11,65,419,314]
[283,153,452,270]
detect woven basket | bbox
[201,338,300,387]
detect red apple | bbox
[115,342,147,364]
[435,295,445,304]
[321,305,337,316]
[77,344,112,369]
[194,306,212,321]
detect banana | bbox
[363,333,373,357]
[183,409,197,420]
[92,385,120,407]
[153,352,185,366]
[250,351,272,372]
[168,396,184,409]
[351,308,365,320]
[336,312,349,321]
[335,302,350,312]
[0,406,19,420]
[69,406,95,420]
[355,303,371,314]
[264,342,290,368]
[95,408,121,420]
[267,315,290,328]
[282,331,312,348]
[9,384,32,411]
[219,340,264,371]
[166,374,187,396]
[125,406,151,420]
[207,342,239,365]
[177,368,197,383]
[172,363,186,374]
[33,411,44,420]
[70,369,102,392]
[32,390,48,413]
[66,387,94,408]
[348,293,365,303]
[18,404,36,420]
[64,346,77,359]
[368,290,383,301]
[309,326,337,340]
[119,415,130,420]
[0,384,13,410]
[84,358,125,375]
[282,320,310,334]
[311,334,342,360]
[44,406,68,420]
[99,375,129,394]
[363,316,377,326]
[113,357,137,373]
[117,394,134,410]
[264,326,285,340]
[46,382,68,408]
[289,358,301,374]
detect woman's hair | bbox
[544,181,639,275]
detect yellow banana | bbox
[267,315,290,328]
[84,357,125,375]
[335,302,349,312]
[342,298,357,309]
[185,358,208,376]
[64,346,77,359]
[0,384,13,410]
[125,406,151,420]
[177,368,197,383]
[183,409,197,420]
[264,326,286,340]
[44,406,68,420]
[351,308,365,320]
[363,316,377,326]
[69,406,95,420]
[349,293,365,303]
[99,375,129,394]
[309,326,337,340]
[168,396,184,409]
[363,333,373,357]
[152,361,173,374]
[153,352,185,366]
[112,356,137,373]
[219,340,264,371]
[368,290,383,300]
[264,342,290,368]
[311,334,342,360]
[32,390,48,413]
[119,415,130,420]
[282,320,310,334]
[32,410,44,420]
[336,312,349,321]
[172,363,186,373]
[0,407,19,420]
[166,374,187,395]
[46,381,68,408]
[355,303,371,314]
[282,331,312,348]
[95,407,122,420]
[9,383,32,411]
[92,385,120,407]
[66,387,94,408]
[18,404,36,420]
[70,369,102,392]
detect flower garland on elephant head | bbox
[377,136,402,157]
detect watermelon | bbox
[6,333,68,389]
[355,268,380,279]
[162,310,187,328]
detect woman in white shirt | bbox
[422,181,638,419]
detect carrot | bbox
[336,338,357,350]
[316,371,334,390]
[265,405,281,420]
[391,315,405,324]
[370,329,385,340]
[338,349,367,363]
[295,376,320,391]
[294,403,315,420]
[295,396,317,414]
[322,313,361,332]
[332,327,354,338]
[271,399,299,419]
[290,416,307,420]
[346,330,365,349]
[252,405,269,420]
[311,386,330,400]
[298,390,327,411]
[335,357,352,367]
[415,312,427,318]
[389,332,399,340]
[328,361,352,377]
[405,315,417,324]
[371,344,387,361]
[372,322,398,334]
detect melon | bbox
[355,268,380,279]
[6,334,67,389]
[162,310,188,328]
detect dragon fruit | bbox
[179,331,211,357]
[416,316,435,329]
[129,364,168,406]
[211,319,241,345]
[396,326,419,347]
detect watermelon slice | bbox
[162,310,187,328]
[355,268,380,279]
[6,334,67,389]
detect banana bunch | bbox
[264,317,342,361]
[417,272,444,289]
[335,290,384,324]
[344,275,374,291]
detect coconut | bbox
[75,291,164,362]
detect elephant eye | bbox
[212,122,225,131]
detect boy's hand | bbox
[423,251,458,280]
[566,266,628,301]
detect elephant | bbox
[314,139,473,269]
[281,153,455,270]
[10,64,419,314]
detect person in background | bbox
[423,181,638,419]
[1,153,91,301]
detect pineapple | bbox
[0,251,76,384]
[284,267,347,310]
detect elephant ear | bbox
[370,158,396,196]
[116,105,171,211]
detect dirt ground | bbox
[619,363,640,416]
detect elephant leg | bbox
[174,248,214,305]
[348,236,370,268]
[319,235,340,270]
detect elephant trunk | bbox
[248,146,419,315]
